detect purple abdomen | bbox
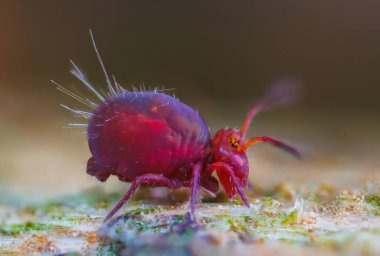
[87,92,210,181]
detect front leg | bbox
[207,162,250,208]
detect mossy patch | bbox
[365,195,380,208]
[0,222,68,236]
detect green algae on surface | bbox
[364,194,380,216]
[365,195,380,208]
[0,222,68,236]
[99,213,215,256]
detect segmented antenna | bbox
[240,80,300,141]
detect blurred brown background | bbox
[1,1,379,201]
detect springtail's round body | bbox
[53,31,301,222]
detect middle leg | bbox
[190,161,202,217]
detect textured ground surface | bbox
[1,92,380,256]
[1,182,380,256]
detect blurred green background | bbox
[1,1,379,201]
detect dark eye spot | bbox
[228,137,239,149]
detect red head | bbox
[210,129,249,198]
[207,81,301,202]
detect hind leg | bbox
[104,174,182,222]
